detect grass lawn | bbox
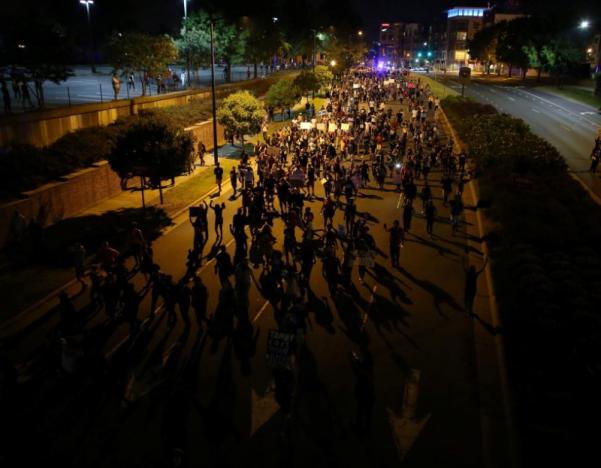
[410,73,459,99]
[538,85,601,109]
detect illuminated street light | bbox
[183,0,188,19]
[79,0,96,73]
[579,20,590,29]
[273,17,279,23]
[330,59,337,66]
[358,30,364,36]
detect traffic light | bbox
[427,51,432,57]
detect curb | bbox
[439,108,520,468]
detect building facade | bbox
[443,6,489,68]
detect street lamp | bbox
[330,60,337,67]
[183,0,188,20]
[209,18,219,166]
[579,20,590,29]
[358,30,364,37]
[79,0,96,73]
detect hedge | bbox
[442,96,601,463]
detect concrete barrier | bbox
[0,72,288,148]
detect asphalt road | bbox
[2,104,500,467]
[3,64,270,112]
[436,75,601,198]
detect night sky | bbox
[2,0,599,43]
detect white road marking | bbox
[519,89,600,128]
[252,300,270,324]
[396,192,403,209]
[560,123,572,132]
[531,108,541,113]
[507,96,515,102]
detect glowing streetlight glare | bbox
[330,60,337,66]
[358,30,363,36]
[272,17,279,23]
[579,20,590,29]
[587,48,593,54]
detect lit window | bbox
[455,50,467,61]
[457,31,467,41]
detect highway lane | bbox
[437,75,601,197]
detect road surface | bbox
[436,75,601,198]
[1,104,505,468]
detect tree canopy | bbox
[217,91,266,144]
[109,33,177,95]
[108,114,194,203]
[265,79,300,116]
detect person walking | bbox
[383,220,404,268]
[463,254,488,315]
[424,199,437,238]
[1,81,11,114]
[72,243,87,287]
[214,162,224,194]
[230,166,238,197]
[215,246,234,287]
[198,141,206,166]
[111,73,121,100]
[209,200,225,239]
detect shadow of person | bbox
[407,233,459,258]
[198,339,240,465]
[233,317,259,377]
[306,290,335,334]
[209,285,236,354]
[470,312,504,335]
[370,263,413,305]
[397,266,463,317]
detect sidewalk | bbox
[0,145,243,331]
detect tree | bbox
[293,70,320,99]
[109,33,177,96]
[217,91,266,146]
[176,12,246,83]
[0,18,73,107]
[495,19,531,79]
[108,115,194,205]
[265,79,300,119]
[314,65,334,89]
[243,17,290,78]
[469,25,499,74]
[541,37,585,87]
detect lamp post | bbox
[311,29,317,71]
[209,18,219,166]
[79,0,96,73]
[183,0,188,20]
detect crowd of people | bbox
[2,68,483,465]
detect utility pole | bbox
[210,18,219,166]
[80,0,96,73]
[312,29,317,71]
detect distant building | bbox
[443,6,489,68]
[379,22,403,67]
[378,22,433,68]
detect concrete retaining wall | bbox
[0,118,225,248]
[0,73,281,148]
